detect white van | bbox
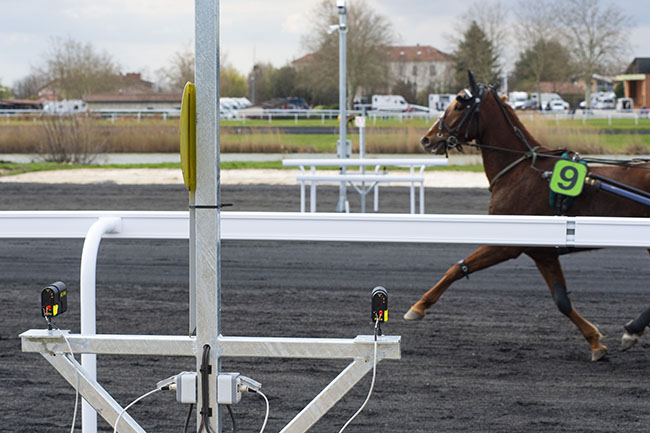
[371,95,409,112]
[428,94,456,112]
[507,91,528,110]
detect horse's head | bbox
[421,70,488,155]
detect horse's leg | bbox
[622,307,650,350]
[621,248,650,350]
[404,245,523,320]
[530,254,607,361]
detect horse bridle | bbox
[436,84,488,155]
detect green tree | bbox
[513,39,574,92]
[391,80,417,104]
[0,80,12,99]
[301,0,395,107]
[270,66,298,99]
[221,65,248,97]
[452,21,501,89]
[39,37,121,99]
[248,63,276,104]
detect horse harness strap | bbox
[457,260,470,279]
[488,147,540,192]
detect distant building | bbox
[36,72,155,101]
[385,45,454,94]
[0,99,43,110]
[83,93,181,111]
[292,44,454,97]
[573,74,614,94]
[538,82,585,94]
[615,58,650,109]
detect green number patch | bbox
[549,160,587,197]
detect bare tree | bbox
[39,115,109,164]
[12,73,48,99]
[39,37,121,99]
[554,0,632,108]
[513,0,563,105]
[301,0,396,107]
[157,44,195,92]
[157,46,247,96]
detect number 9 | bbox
[558,166,578,191]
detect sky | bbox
[2,0,650,87]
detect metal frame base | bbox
[21,329,400,432]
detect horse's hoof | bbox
[621,330,641,351]
[591,347,608,362]
[403,308,425,321]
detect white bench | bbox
[282,158,448,213]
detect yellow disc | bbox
[180,82,196,191]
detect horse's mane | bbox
[493,93,553,153]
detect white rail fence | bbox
[2,211,649,247]
[10,210,649,432]
[4,108,650,124]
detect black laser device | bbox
[41,282,68,328]
[371,286,388,323]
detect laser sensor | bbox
[41,282,67,328]
[371,286,388,323]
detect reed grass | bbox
[1,117,649,157]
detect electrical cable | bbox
[253,389,269,433]
[226,404,238,433]
[337,318,379,433]
[112,387,161,433]
[183,403,194,433]
[49,321,79,433]
[198,345,215,433]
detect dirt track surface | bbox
[2,182,650,432]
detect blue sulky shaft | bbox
[586,176,650,208]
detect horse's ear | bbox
[467,70,478,94]
[500,94,508,102]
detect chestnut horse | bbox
[404,71,650,361]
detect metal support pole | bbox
[80,217,121,433]
[194,1,221,431]
[336,1,348,212]
[43,350,145,433]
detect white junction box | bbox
[217,372,241,405]
[176,371,197,404]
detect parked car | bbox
[547,99,569,112]
[520,99,539,110]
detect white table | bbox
[282,158,448,213]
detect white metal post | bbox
[194,1,221,431]
[80,217,121,433]
[336,0,348,212]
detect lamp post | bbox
[334,0,348,212]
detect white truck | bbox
[371,94,409,111]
